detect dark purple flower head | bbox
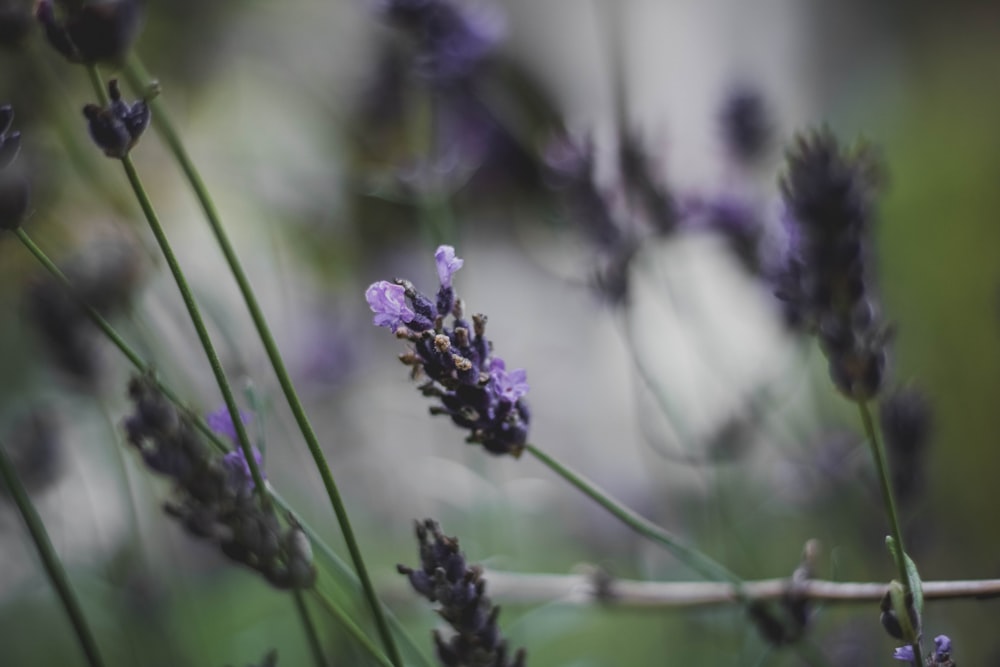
[36,0,141,64]
[82,79,151,158]
[378,0,504,82]
[398,520,526,667]
[719,86,772,165]
[367,247,530,456]
[892,645,914,662]
[777,129,889,400]
[366,280,416,330]
[435,244,463,288]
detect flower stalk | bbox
[0,442,106,667]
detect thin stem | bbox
[524,443,743,588]
[293,590,327,667]
[857,402,908,581]
[858,401,923,663]
[478,569,1000,608]
[121,56,404,667]
[12,229,432,667]
[857,400,922,665]
[0,442,106,667]
[87,63,267,504]
[310,588,394,667]
[117,151,269,500]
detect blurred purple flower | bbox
[488,357,529,403]
[366,280,415,330]
[378,0,505,82]
[222,447,265,492]
[434,245,463,288]
[892,645,914,662]
[207,406,264,492]
[206,406,251,443]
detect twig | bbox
[477,568,1000,609]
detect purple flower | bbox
[223,447,265,492]
[892,645,915,662]
[366,280,415,330]
[488,357,529,403]
[934,635,952,660]
[435,245,464,288]
[207,406,264,492]
[206,406,251,443]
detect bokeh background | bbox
[1,0,999,665]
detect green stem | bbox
[293,590,327,667]
[524,443,743,588]
[116,150,269,501]
[120,56,403,667]
[88,64,270,502]
[310,588,394,667]
[857,401,923,665]
[0,442,106,667]
[13,228,431,667]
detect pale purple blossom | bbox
[488,357,529,403]
[892,645,914,662]
[435,245,464,288]
[366,280,415,330]
[934,635,952,660]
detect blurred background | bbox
[1,0,999,665]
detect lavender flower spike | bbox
[366,280,415,330]
[435,244,464,288]
[892,645,914,662]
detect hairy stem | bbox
[0,443,106,667]
[120,55,403,667]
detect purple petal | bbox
[489,359,529,402]
[435,245,464,288]
[223,446,265,491]
[892,645,915,662]
[934,635,951,658]
[206,406,251,443]
[366,281,415,329]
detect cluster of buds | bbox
[122,374,315,590]
[398,519,526,667]
[0,104,28,231]
[83,78,153,159]
[777,129,890,400]
[36,0,140,64]
[366,245,530,457]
